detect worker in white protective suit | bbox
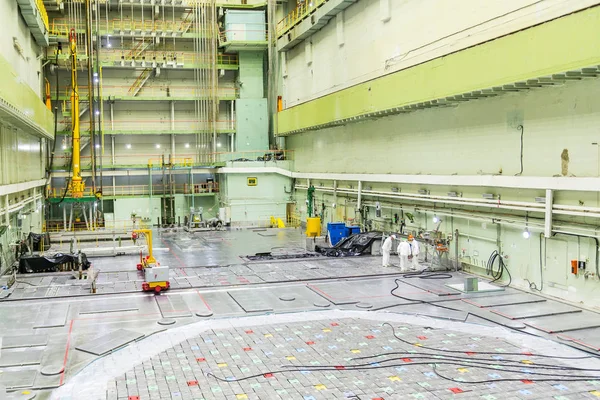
[409,234,420,270]
[398,238,411,272]
[381,234,396,267]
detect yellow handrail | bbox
[35,0,49,31]
[277,0,327,37]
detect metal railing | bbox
[36,0,50,31]
[57,119,236,133]
[53,51,238,68]
[50,150,294,169]
[47,183,220,199]
[277,0,327,37]
[55,84,238,100]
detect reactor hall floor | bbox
[2,228,600,400]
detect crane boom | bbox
[69,28,85,198]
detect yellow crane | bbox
[68,28,85,198]
[133,229,158,270]
[133,229,170,293]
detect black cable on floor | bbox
[379,322,596,360]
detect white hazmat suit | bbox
[398,240,411,272]
[381,235,396,267]
[410,239,420,270]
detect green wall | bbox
[220,172,291,225]
[235,51,269,151]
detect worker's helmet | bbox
[408,234,414,241]
[391,235,397,239]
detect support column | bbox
[63,205,67,232]
[544,189,553,238]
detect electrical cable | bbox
[486,250,511,287]
[525,233,544,291]
[378,322,596,360]
[398,269,453,280]
[515,124,524,176]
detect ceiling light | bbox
[217,143,221,148]
[522,228,530,239]
[534,197,546,203]
[95,144,100,149]
[447,191,458,197]
[95,110,100,115]
[185,143,190,148]
[126,144,131,149]
[433,215,439,223]
[482,193,495,199]
[62,144,67,150]
[93,72,98,77]
[418,189,429,195]
[155,144,160,149]
[94,78,99,83]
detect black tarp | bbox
[316,231,383,257]
[27,232,51,251]
[18,253,90,274]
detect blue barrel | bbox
[327,222,347,246]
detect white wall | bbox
[288,77,600,181]
[281,0,599,107]
[0,0,43,95]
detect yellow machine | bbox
[68,29,85,198]
[133,229,170,293]
[133,229,157,270]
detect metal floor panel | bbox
[307,282,361,305]
[228,289,276,312]
[75,328,144,356]
[155,294,192,318]
[2,334,48,349]
[200,291,244,315]
[491,301,582,320]
[79,299,139,314]
[33,304,69,328]
[0,349,44,367]
[0,369,37,389]
[524,311,600,333]
[386,302,468,321]
[462,293,546,308]
[557,327,600,351]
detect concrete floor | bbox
[2,228,600,399]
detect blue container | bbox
[327,222,347,246]
[347,226,361,236]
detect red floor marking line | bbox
[490,310,515,320]
[196,291,212,311]
[157,237,186,268]
[461,299,482,307]
[307,284,333,299]
[59,319,75,386]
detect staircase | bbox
[128,68,153,97]
[179,8,195,34]
[126,41,153,60]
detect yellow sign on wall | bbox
[247,177,258,186]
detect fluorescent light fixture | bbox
[522,228,530,239]
[93,72,98,77]
[418,189,429,195]
[217,143,221,148]
[391,187,399,193]
[433,215,439,223]
[95,110,100,115]
[95,144,100,149]
[185,143,190,148]
[94,78,99,83]
[535,197,546,203]
[155,144,161,149]
[447,191,458,197]
[126,144,131,149]
[482,193,495,199]
[62,144,67,150]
